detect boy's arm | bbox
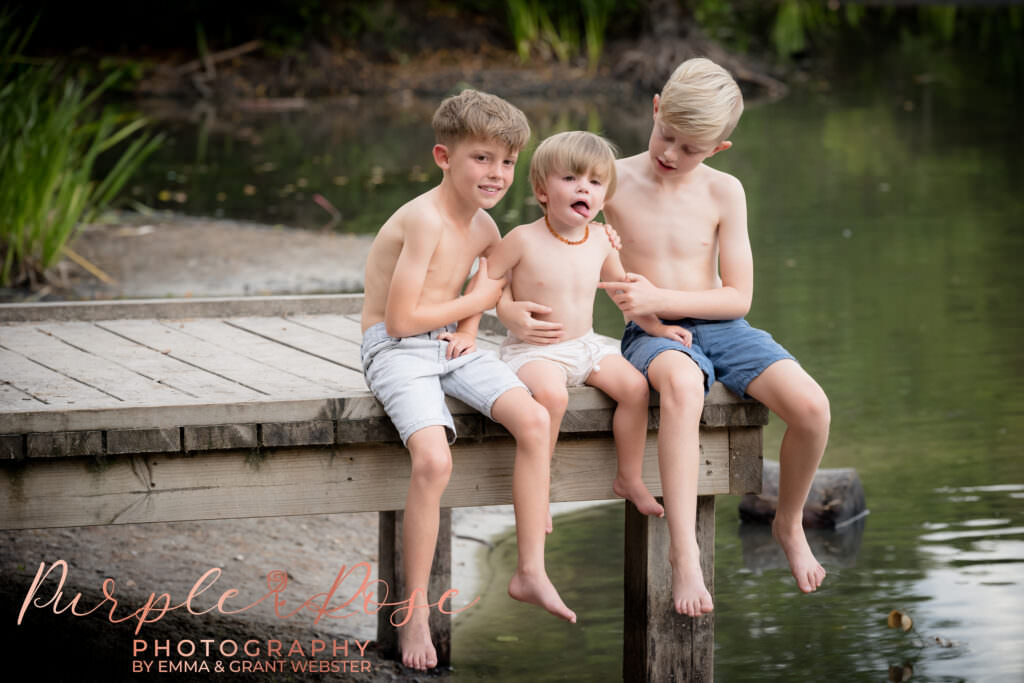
[600,250,691,346]
[492,231,565,344]
[599,176,754,320]
[384,218,505,338]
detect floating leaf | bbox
[887,610,913,631]
[495,635,519,643]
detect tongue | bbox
[572,202,588,216]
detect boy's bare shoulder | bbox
[384,189,446,239]
[701,164,745,202]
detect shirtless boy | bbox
[360,90,575,671]
[489,130,693,521]
[504,59,830,617]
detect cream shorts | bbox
[499,330,621,386]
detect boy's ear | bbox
[432,144,451,170]
[707,140,732,157]
[652,93,660,120]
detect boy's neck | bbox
[544,213,589,240]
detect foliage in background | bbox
[505,0,618,73]
[0,14,162,287]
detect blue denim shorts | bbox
[361,322,526,445]
[621,318,795,398]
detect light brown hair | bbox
[529,131,617,209]
[431,89,530,151]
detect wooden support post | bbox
[624,496,716,683]
[377,508,453,666]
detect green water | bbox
[127,52,1023,681]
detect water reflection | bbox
[738,519,867,572]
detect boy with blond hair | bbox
[360,89,575,671]
[504,59,830,617]
[489,130,693,520]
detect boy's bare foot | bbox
[772,519,826,593]
[398,615,437,671]
[613,477,665,517]
[670,556,714,617]
[508,569,577,623]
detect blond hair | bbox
[431,89,530,151]
[529,131,617,209]
[659,58,744,144]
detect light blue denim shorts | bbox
[361,322,526,445]
[621,317,795,398]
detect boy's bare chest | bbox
[514,238,605,294]
[618,192,719,260]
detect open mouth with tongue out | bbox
[571,200,590,217]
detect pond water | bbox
[127,51,1023,681]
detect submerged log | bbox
[739,460,867,529]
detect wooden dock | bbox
[0,294,766,681]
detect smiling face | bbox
[435,137,518,210]
[648,95,731,178]
[536,167,610,231]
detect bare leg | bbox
[398,426,452,670]
[515,361,568,534]
[491,387,576,623]
[647,351,714,617]
[746,359,830,593]
[585,355,664,517]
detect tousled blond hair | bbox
[529,131,617,209]
[658,58,744,144]
[431,89,530,151]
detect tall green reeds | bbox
[0,14,162,287]
[505,0,612,73]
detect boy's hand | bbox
[439,331,477,359]
[497,299,564,345]
[656,324,692,347]
[471,257,506,309]
[598,273,661,316]
[594,222,622,250]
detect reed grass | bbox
[0,13,162,287]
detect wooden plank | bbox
[261,420,334,447]
[288,314,365,344]
[35,321,256,402]
[0,381,44,412]
[0,394,351,434]
[27,431,103,458]
[729,426,763,495]
[377,509,452,666]
[107,427,181,455]
[0,431,737,529]
[184,424,258,451]
[624,496,715,683]
[1,324,191,404]
[162,318,367,391]
[226,316,364,372]
[0,434,23,459]
[0,348,115,408]
[98,319,334,399]
[0,293,364,323]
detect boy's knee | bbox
[532,383,569,414]
[790,387,830,433]
[625,372,650,403]
[657,364,704,409]
[508,400,550,446]
[410,449,453,487]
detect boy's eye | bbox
[503,159,516,166]
[563,175,575,181]
[590,179,602,186]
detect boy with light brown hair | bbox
[503,58,830,617]
[488,130,693,522]
[360,89,575,671]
